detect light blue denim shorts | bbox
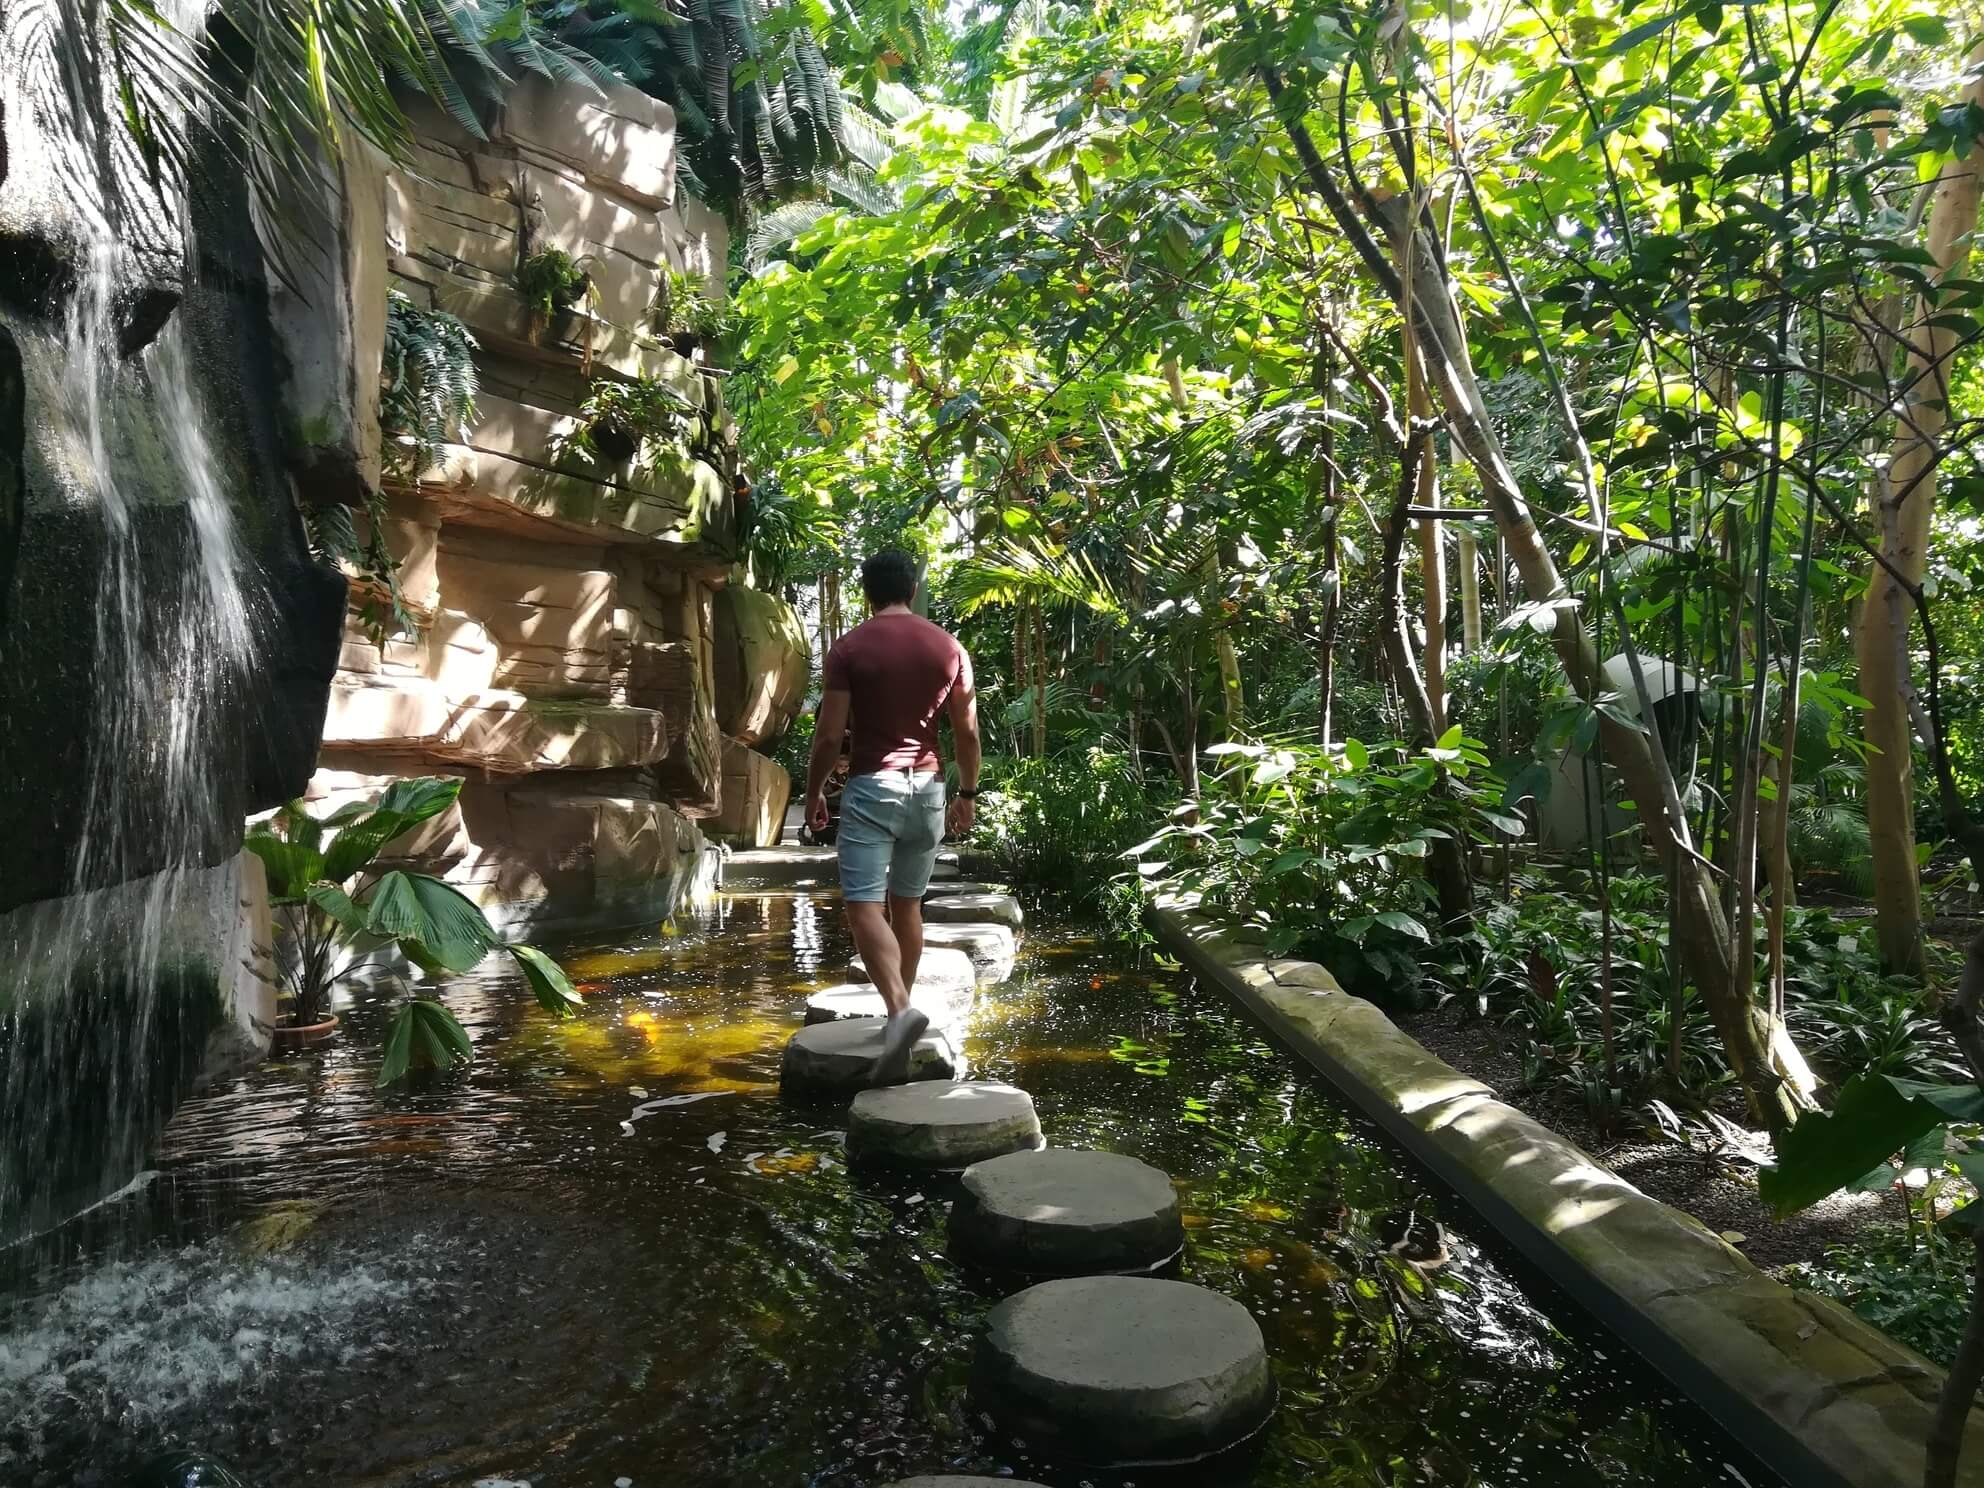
[838,769,946,902]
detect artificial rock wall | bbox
[288,78,807,933]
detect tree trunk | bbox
[1318,346,1342,746]
[1857,50,1984,976]
[1409,367,1448,731]
[1458,529,1482,652]
[1031,598,1048,759]
[1249,40,1799,1126]
[1385,427,1474,932]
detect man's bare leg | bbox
[848,900,928,1084]
[889,894,925,997]
[847,901,911,1014]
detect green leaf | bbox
[243,828,324,901]
[1760,1074,1942,1217]
[306,882,368,937]
[365,871,499,974]
[1942,1197,1984,1234]
[1375,911,1431,943]
[511,944,583,1016]
[1887,1078,1984,1122]
[378,1004,417,1087]
[324,777,463,884]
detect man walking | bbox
[804,549,980,1084]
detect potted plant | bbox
[649,265,737,359]
[244,777,580,1083]
[516,247,591,338]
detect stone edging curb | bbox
[1151,894,1984,1488]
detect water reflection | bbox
[0,893,1773,1487]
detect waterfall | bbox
[0,3,276,1243]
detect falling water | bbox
[0,6,271,1244]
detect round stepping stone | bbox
[972,1277,1273,1466]
[921,892,1023,929]
[884,1480,1050,1488]
[949,1149,1183,1276]
[852,945,976,992]
[922,923,1017,984]
[804,981,973,1030]
[781,1018,957,1097]
[847,1080,1043,1169]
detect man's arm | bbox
[946,650,981,838]
[805,687,852,830]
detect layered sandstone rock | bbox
[300,76,806,930]
[713,738,793,849]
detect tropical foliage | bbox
[244,778,580,1085]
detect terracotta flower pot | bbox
[270,1012,340,1050]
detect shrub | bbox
[1459,873,1964,1116]
[1140,733,1516,1005]
[971,748,1163,903]
[1785,1225,1974,1368]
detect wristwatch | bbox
[956,788,980,799]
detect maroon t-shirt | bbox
[822,612,969,776]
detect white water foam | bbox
[0,1235,448,1469]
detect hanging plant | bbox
[321,291,480,646]
[649,265,739,355]
[559,374,696,473]
[516,247,591,333]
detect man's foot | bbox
[869,1008,930,1087]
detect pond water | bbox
[0,891,1778,1488]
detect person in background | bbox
[803,549,980,1084]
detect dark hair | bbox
[860,548,918,607]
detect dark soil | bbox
[1396,1000,1885,1272]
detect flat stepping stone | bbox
[883,1480,1050,1488]
[921,892,1023,930]
[950,1149,1183,1276]
[922,923,1017,984]
[804,982,973,1030]
[847,1080,1043,1169]
[925,880,1008,899]
[972,1276,1273,1466]
[781,1018,957,1098]
[852,946,976,992]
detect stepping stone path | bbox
[765,872,1274,1473]
[851,945,976,992]
[972,1276,1274,1467]
[925,881,1008,899]
[781,1018,957,1098]
[949,1149,1183,1276]
[921,892,1024,930]
[921,923,1017,984]
[803,981,973,1031]
[846,1080,1042,1169]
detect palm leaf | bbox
[364,871,500,973]
[510,945,584,1016]
[242,826,325,902]
[954,538,1124,618]
[745,199,839,271]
